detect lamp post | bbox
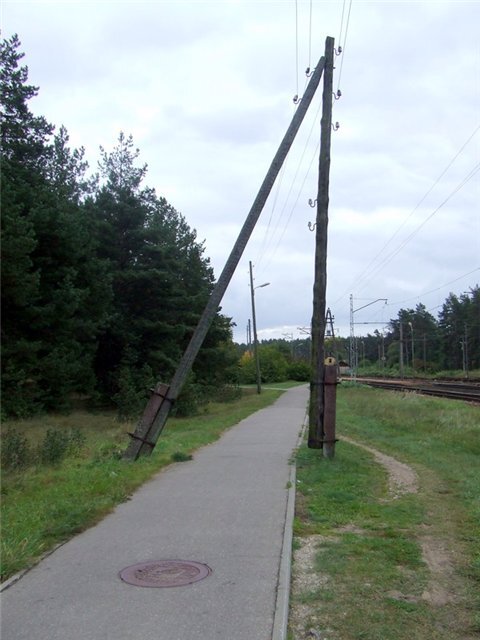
[350,296,387,379]
[408,322,414,376]
[249,261,270,394]
[460,324,469,378]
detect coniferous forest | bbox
[1,35,236,418]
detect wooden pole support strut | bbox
[123,53,327,461]
[123,382,171,459]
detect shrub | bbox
[173,382,208,417]
[39,428,70,465]
[238,346,289,384]
[1,429,31,470]
[287,361,311,381]
[212,384,242,403]
[38,428,87,465]
[113,363,155,421]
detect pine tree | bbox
[439,286,480,371]
[92,133,232,415]
[1,34,53,414]
[1,36,110,415]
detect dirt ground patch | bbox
[340,435,418,499]
[289,535,334,640]
[340,437,463,609]
[290,438,474,639]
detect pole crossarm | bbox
[124,54,327,460]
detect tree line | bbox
[1,35,236,418]
[236,291,479,380]
[2,35,478,421]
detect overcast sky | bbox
[2,0,479,343]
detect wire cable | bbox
[334,123,480,303]
[271,139,320,258]
[256,97,323,275]
[338,0,347,52]
[295,0,299,97]
[255,161,288,271]
[336,0,353,93]
[386,267,480,307]
[355,161,480,295]
[356,123,480,290]
[308,0,313,72]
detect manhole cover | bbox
[119,560,212,588]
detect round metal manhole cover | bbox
[119,560,212,588]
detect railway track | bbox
[349,377,480,403]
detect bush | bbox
[2,426,88,470]
[172,382,209,417]
[1,429,31,470]
[39,428,69,465]
[171,382,242,417]
[112,363,154,421]
[287,361,311,381]
[238,346,289,384]
[37,428,86,465]
[211,384,242,403]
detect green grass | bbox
[290,386,480,640]
[0,388,283,581]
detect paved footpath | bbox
[1,385,308,640]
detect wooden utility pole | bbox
[308,36,335,452]
[124,53,327,460]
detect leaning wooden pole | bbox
[308,36,334,450]
[124,54,326,460]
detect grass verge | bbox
[1,387,283,582]
[289,385,479,640]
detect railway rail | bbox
[348,377,480,403]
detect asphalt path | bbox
[1,384,308,640]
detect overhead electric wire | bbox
[386,267,480,307]
[336,0,353,93]
[255,95,323,275]
[259,0,352,277]
[308,0,313,72]
[355,161,480,295]
[351,123,480,291]
[255,161,288,271]
[333,123,480,303]
[337,0,347,52]
[294,0,299,97]
[268,139,321,263]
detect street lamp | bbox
[249,261,270,394]
[408,322,414,376]
[350,296,387,379]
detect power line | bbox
[308,0,313,72]
[270,139,320,259]
[355,161,480,294]
[334,123,480,303]
[294,0,299,97]
[256,96,323,274]
[255,160,288,270]
[354,123,480,292]
[386,267,480,306]
[336,0,353,93]
[338,0,347,51]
